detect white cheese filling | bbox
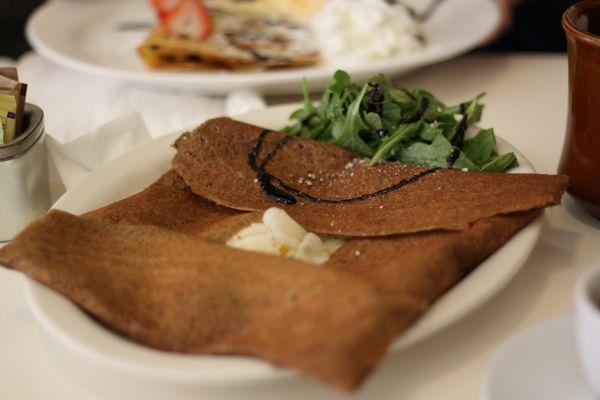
[226,208,345,265]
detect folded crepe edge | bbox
[171,117,569,237]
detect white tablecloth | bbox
[1,53,599,400]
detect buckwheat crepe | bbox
[172,118,568,236]
[0,117,568,391]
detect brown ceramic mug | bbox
[559,0,600,219]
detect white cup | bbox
[575,267,600,396]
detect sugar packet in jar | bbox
[0,68,27,145]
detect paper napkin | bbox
[13,53,267,199]
[45,111,151,192]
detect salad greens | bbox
[282,70,518,172]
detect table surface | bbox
[2,53,599,400]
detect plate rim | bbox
[25,103,542,385]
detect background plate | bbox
[26,0,506,94]
[481,317,595,400]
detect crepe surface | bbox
[0,210,419,391]
[84,170,242,234]
[172,117,568,237]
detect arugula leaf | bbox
[463,128,496,166]
[465,93,486,125]
[418,121,443,142]
[398,134,479,170]
[446,93,485,123]
[328,70,352,94]
[332,84,375,157]
[370,122,421,165]
[364,112,383,131]
[452,152,481,171]
[480,153,519,172]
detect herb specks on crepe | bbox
[172,117,568,237]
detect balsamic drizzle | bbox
[268,167,439,205]
[248,132,297,205]
[300,112,316,128]
[248,130,439,206]
[366,83,385,116]
[259,136,293,169]
[398,96,430,125]
[452,103,468,147]
[446,148,461,168]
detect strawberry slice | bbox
[150,0,180,13]
[162,0,213,41]
[149,0,181,23]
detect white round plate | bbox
[482,317,596,400]
[26,0,507,95]
[25,104,541,395]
